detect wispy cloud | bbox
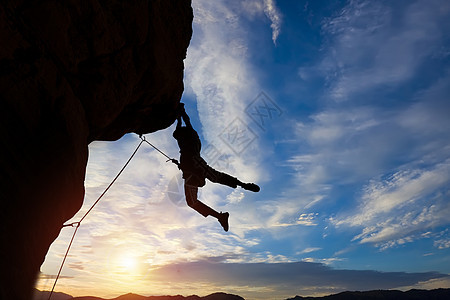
[284,0,450,250]
[298,247,322,255]
[270,213,319,228]
[319,0,448,102]
[435,237,450,250]
[335,162,450,227]
[327,73,450,248]
[185,0,264,181]
[183,0,288,237]
[397,277,450,292]
[297,213,319,226]
[301,257,345,266]
[263,0,282,45]
[238,0,282,45]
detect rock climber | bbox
[173,103,260,231]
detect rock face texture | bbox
[0,1,192,299]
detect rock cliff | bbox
[0,1,192,299]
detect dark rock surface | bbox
[0,1,192,299]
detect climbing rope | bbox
[48,134,179,300]
[140,134,179,167]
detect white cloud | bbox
[283,0,450,250]
[353,165,449,225]
[285,107,396,204]
[298,247,322,255]
[284,76,450,248]
[238,0,282,45]
[182,0,290,238]
[434,239,450,249]
[297,213,319,226]
[185,0,264,180]
[331,161,450,248]
[270,212,320,228]
[263,0,282,45]
[397,277,450,291]
[398,69,450,140]
[301,257,345,266]
[319,0,447,102]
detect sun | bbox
[117,252,138,273]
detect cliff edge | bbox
[0,1,193,299]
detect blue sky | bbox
[37,1,450,299]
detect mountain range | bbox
[34,288,450,300]
[33,290,244,300]
[287,288,450,300]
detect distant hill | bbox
[287,288,450,300]
[34,291,244,300]
[33,289,73,300]
[70,292,243,300]
[34,288,450,300]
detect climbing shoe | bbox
[218,212,229,232]
[241,183,260,192]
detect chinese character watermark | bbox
[167,174,186,207]
[246,91,282,131]
[219,117,258,156]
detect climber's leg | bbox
[184,184,217,217]
[184,183,229,231]
[204,166,239,188]
[205,165,260,192]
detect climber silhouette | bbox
[173,103,260,231]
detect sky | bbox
[36,0,450,299]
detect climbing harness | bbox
[47,134,178,300]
